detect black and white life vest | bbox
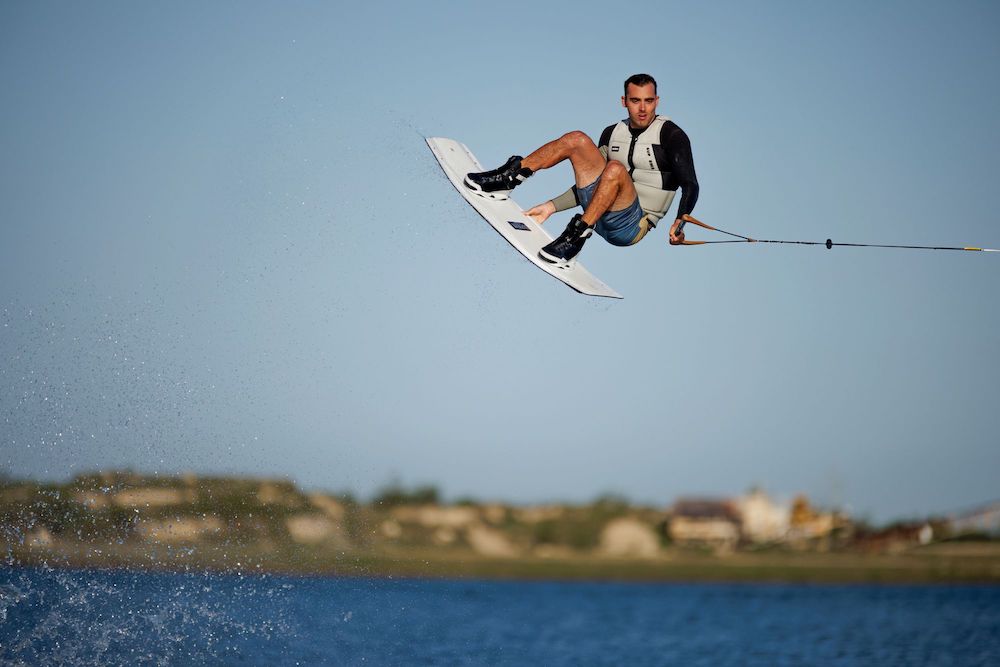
[604,115,676,225]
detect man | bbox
[464,73,699,266]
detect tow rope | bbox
[677,215,998,252]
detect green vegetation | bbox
[372,482,440,508]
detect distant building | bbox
[853,521,935,553]
[787,495,845,550]
[948,501,1000,537]
[668,498,741,549]
[735,488,790,543]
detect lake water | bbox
[1,567,997,665]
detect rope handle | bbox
[677,215,756,245]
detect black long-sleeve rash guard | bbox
[599,120,700,220]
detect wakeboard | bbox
[426,137,623,299]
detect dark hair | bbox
[624,73,657,96]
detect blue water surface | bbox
[1,566,997,665]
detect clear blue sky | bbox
[2,1,997,522]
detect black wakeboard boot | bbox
[464,155,533,200]
[539,214,593,267]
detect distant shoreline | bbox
[5,472,998,585]
[9,542,1000,586]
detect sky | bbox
[1,1,998,522]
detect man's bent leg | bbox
[464,131,604,201]
[522,131,607,189]
[463,154,533,200]
[538,214,592,266]
[538,162,637,266]
[579,161,638,225]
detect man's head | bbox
[621,73,659,129]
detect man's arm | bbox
[669,128,699,218]
[664,124,699,244]
[547,143,609,212]
[549,187,579,212]
[524,190,572,224]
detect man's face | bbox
[621,83,659,129]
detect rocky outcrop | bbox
[286,514,346,546]
[391,505,478,529]
[136,516,223,542]
[598,518,660,558]
[466,524,519,558]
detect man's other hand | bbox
[524,201,556,225]
[669,218,686,245]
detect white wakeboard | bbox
[426,137,623,299]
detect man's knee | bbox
[602,160,628,181]
[561,130,595,151]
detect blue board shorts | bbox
[576,177,649,246]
